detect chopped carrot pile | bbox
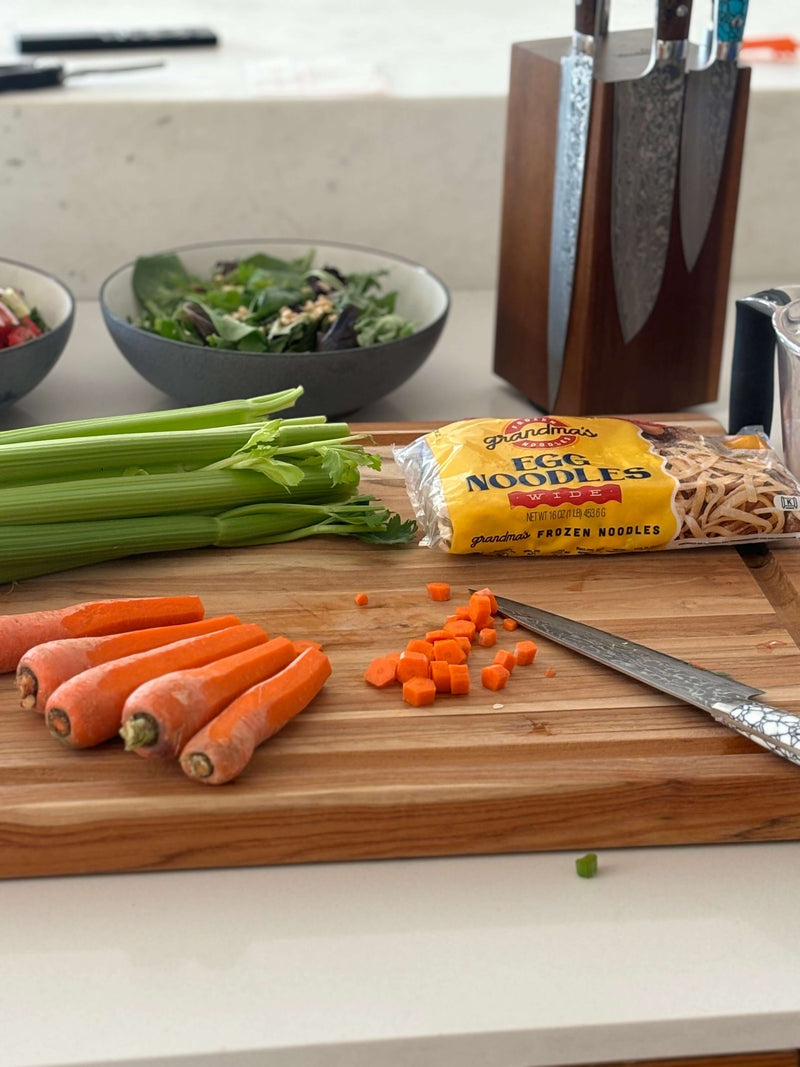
[354,592,369,607]
[426,582,451,602]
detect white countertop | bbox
[3,287,800,1067]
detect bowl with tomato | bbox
[0,258,74,407]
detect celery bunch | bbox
[0,388,416,582]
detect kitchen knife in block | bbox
[547,0,607,410]
[494,29,749,414]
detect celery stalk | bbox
[0,421,352,485]
[0,497,416,582]
[0,388,304,446]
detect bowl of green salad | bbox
[100,239,450,417]
[0,257,74,408]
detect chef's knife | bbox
[679,0,750,272]
[492,592,800,766]
[547,0,608,412]
[611,0,693,344]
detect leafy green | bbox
[130,250,416,354]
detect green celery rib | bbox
[0,422,352,484]
[0,467,357,525]
[0,500,398,582]
[0,388,304,446]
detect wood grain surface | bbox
[4,416,800,880]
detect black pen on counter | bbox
[0,60,165,92]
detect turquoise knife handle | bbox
[713,699,800,765]
[717,0,750,44]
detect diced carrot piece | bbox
[406,639,435,659]
[455,604,472,620]
[449,663,470,695]
[426,582,451,602]
[292,638,324,653]
[396,651,430,683]
[468,593,492,629]
[481,664,510,691]
[403,676,437,706]
[429,659,452,693]
[477,627,497,648]
[544,668,557,678]
[364,657,398,688]
[515,640,538,665]
[493,648,517,673]
[385,651,402,662]
[502,618,518,631]
[444,614,459,625]
[354,592,369,607]
[455,636,472,656]
[474,587,498,613]
[431,639,466,664]
[444,619,476,642]
[425,629,452,643]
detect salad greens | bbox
[131,250,416,354]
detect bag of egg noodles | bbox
[393,416,800,556]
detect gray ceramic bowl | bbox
[100,239,450,418]
[0,258,74,408]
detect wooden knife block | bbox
[494,32,751,414]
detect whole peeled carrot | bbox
[0,595,205,674]
[45,623,268,749]
[119,635,298,759]
[16,614,242,714]
[180,646,331,785]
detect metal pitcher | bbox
[729,286,800,474]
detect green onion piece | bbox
[0,388,304,446]
[575,853,598,879]
[0,497,415,582]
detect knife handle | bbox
[656,0,693,42]
[717,0,750,45]
[575,0,601,37]
[728,290,792,435]
[713,700,800,766]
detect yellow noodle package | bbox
[393,416,800,556]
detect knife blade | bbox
[611,0,693,344]
[546,0,608,412]
[679,0,750,272]
[492,592,800,766]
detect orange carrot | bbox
[431,639,466,665]
[180,647,331,785]
[365,656,398,688]
[493,649,517,673]
[454,605,472,620]
[449,663,470,695]
[429,659,451,693]
[406,639,435,659]
[16,615,241,714]
[545,668,557,678]
[481,664,510,691]
[354,592,369,607]
[468,593,492,629]
[474,587,498,613]
[45,623,268,749]
[444,619,476,642]
[426,582,451,602]
[0,595,205,673]
[425,629,452,643]
[119,636,298,758]
[293,639,323,653]
[396,651,429,683]
[402,676,436,707]
[514,640,538,665]
[477,627,497,648]
[502,618,519,631]
[455,636,472,656]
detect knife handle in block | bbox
[657,0,693,42]
[718,0,750,45]
[713,700,800,766]
[575,0,600,37]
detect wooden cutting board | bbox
[5,414,800,880]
